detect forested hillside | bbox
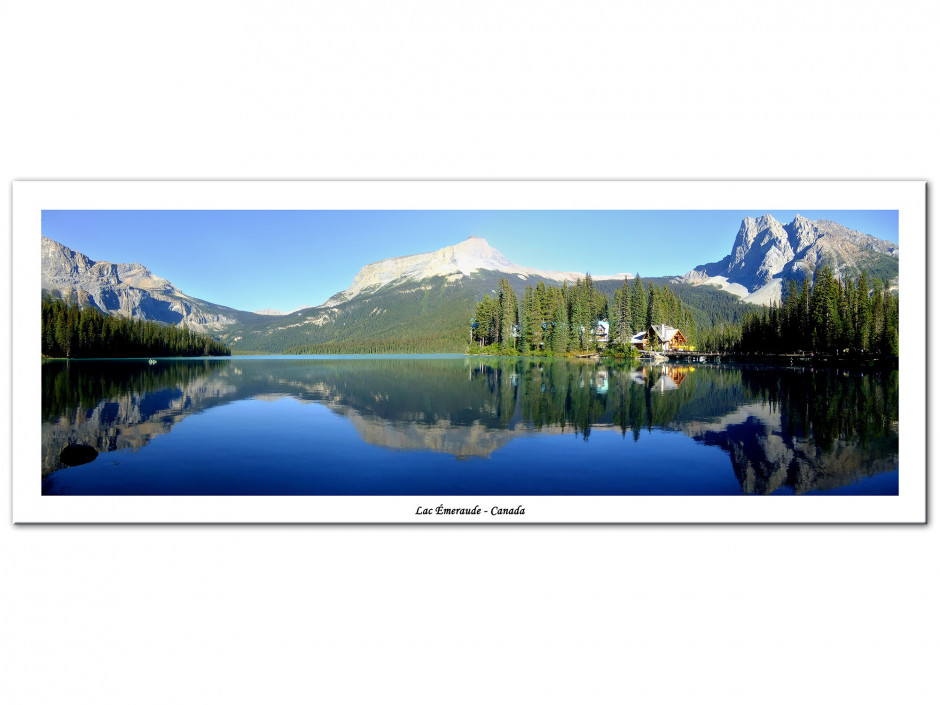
[470,275,706,354]
[42,298,231,358]
[467,267,898,357]
[254,270,759,356]
[738,267,899,356]
[617,278,761,328]
[221,273,491,353]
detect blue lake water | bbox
[41,355,899,496]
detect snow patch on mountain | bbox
[322,236,629,306]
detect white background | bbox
[1,1,937,703]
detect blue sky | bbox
[42,210,899,313]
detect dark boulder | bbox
[60,444,98,467]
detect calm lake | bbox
[41,355,899,496]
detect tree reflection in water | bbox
[42,357,898,494]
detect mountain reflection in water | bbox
[41,356,899,495]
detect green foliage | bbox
[41,297,230,358]
[498,278,519,352]
[471,274,703,356]
[737,267,899,356]
[519,285,540,353]
[610,278,632,345]
[221,274,486,354]
[630,275,647,334]
[550,298,569,355]
[601,344,640,360]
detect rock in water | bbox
[59,444,99,467]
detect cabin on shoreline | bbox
[631,324,691,352]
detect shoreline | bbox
[41,350,900,370]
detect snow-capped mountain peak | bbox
[323,236,627,305]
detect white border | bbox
[11,180,927,523]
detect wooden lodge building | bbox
[630,324,690,352]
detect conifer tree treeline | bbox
[738,267,899,356]
[42,298,231,358]
[470,275,697,354]
[471,268,900,357]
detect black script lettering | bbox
[491,505,526,516]
[436,505,483,516]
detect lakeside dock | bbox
[652,349,897,368]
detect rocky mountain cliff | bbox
[678,214,899,305]
[41,236,255,333]
[41,234,627,350]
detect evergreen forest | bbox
[469,267,899,358]
[41,298,231,358]
[470,275,702,355]
[737,267,899,356]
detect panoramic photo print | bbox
[38,207,901,500]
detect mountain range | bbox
[41,215,899,352]
[322,235,628,306]
[41,236,268,332]
[677,214,899,305]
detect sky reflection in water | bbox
[41,356,899,496]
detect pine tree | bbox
[473,294,499,346]
[645,284,662,330]
[613,277,632,347]
[809,266,839,351]
[498,278,518,351]
[630,275,646,334]
[836,279,850,351]
[870,280,884,352]
[582,274,600,349]
[535,281,549,324]
[882,281,898,356]
[520,285,542,353]
[783,279,799,344]
[845,276,857,348]
[551,299,568,355]
[569,278,587,350]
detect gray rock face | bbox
[41,236,240,332]
[678,215,899,304]
[727,215,794,288]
